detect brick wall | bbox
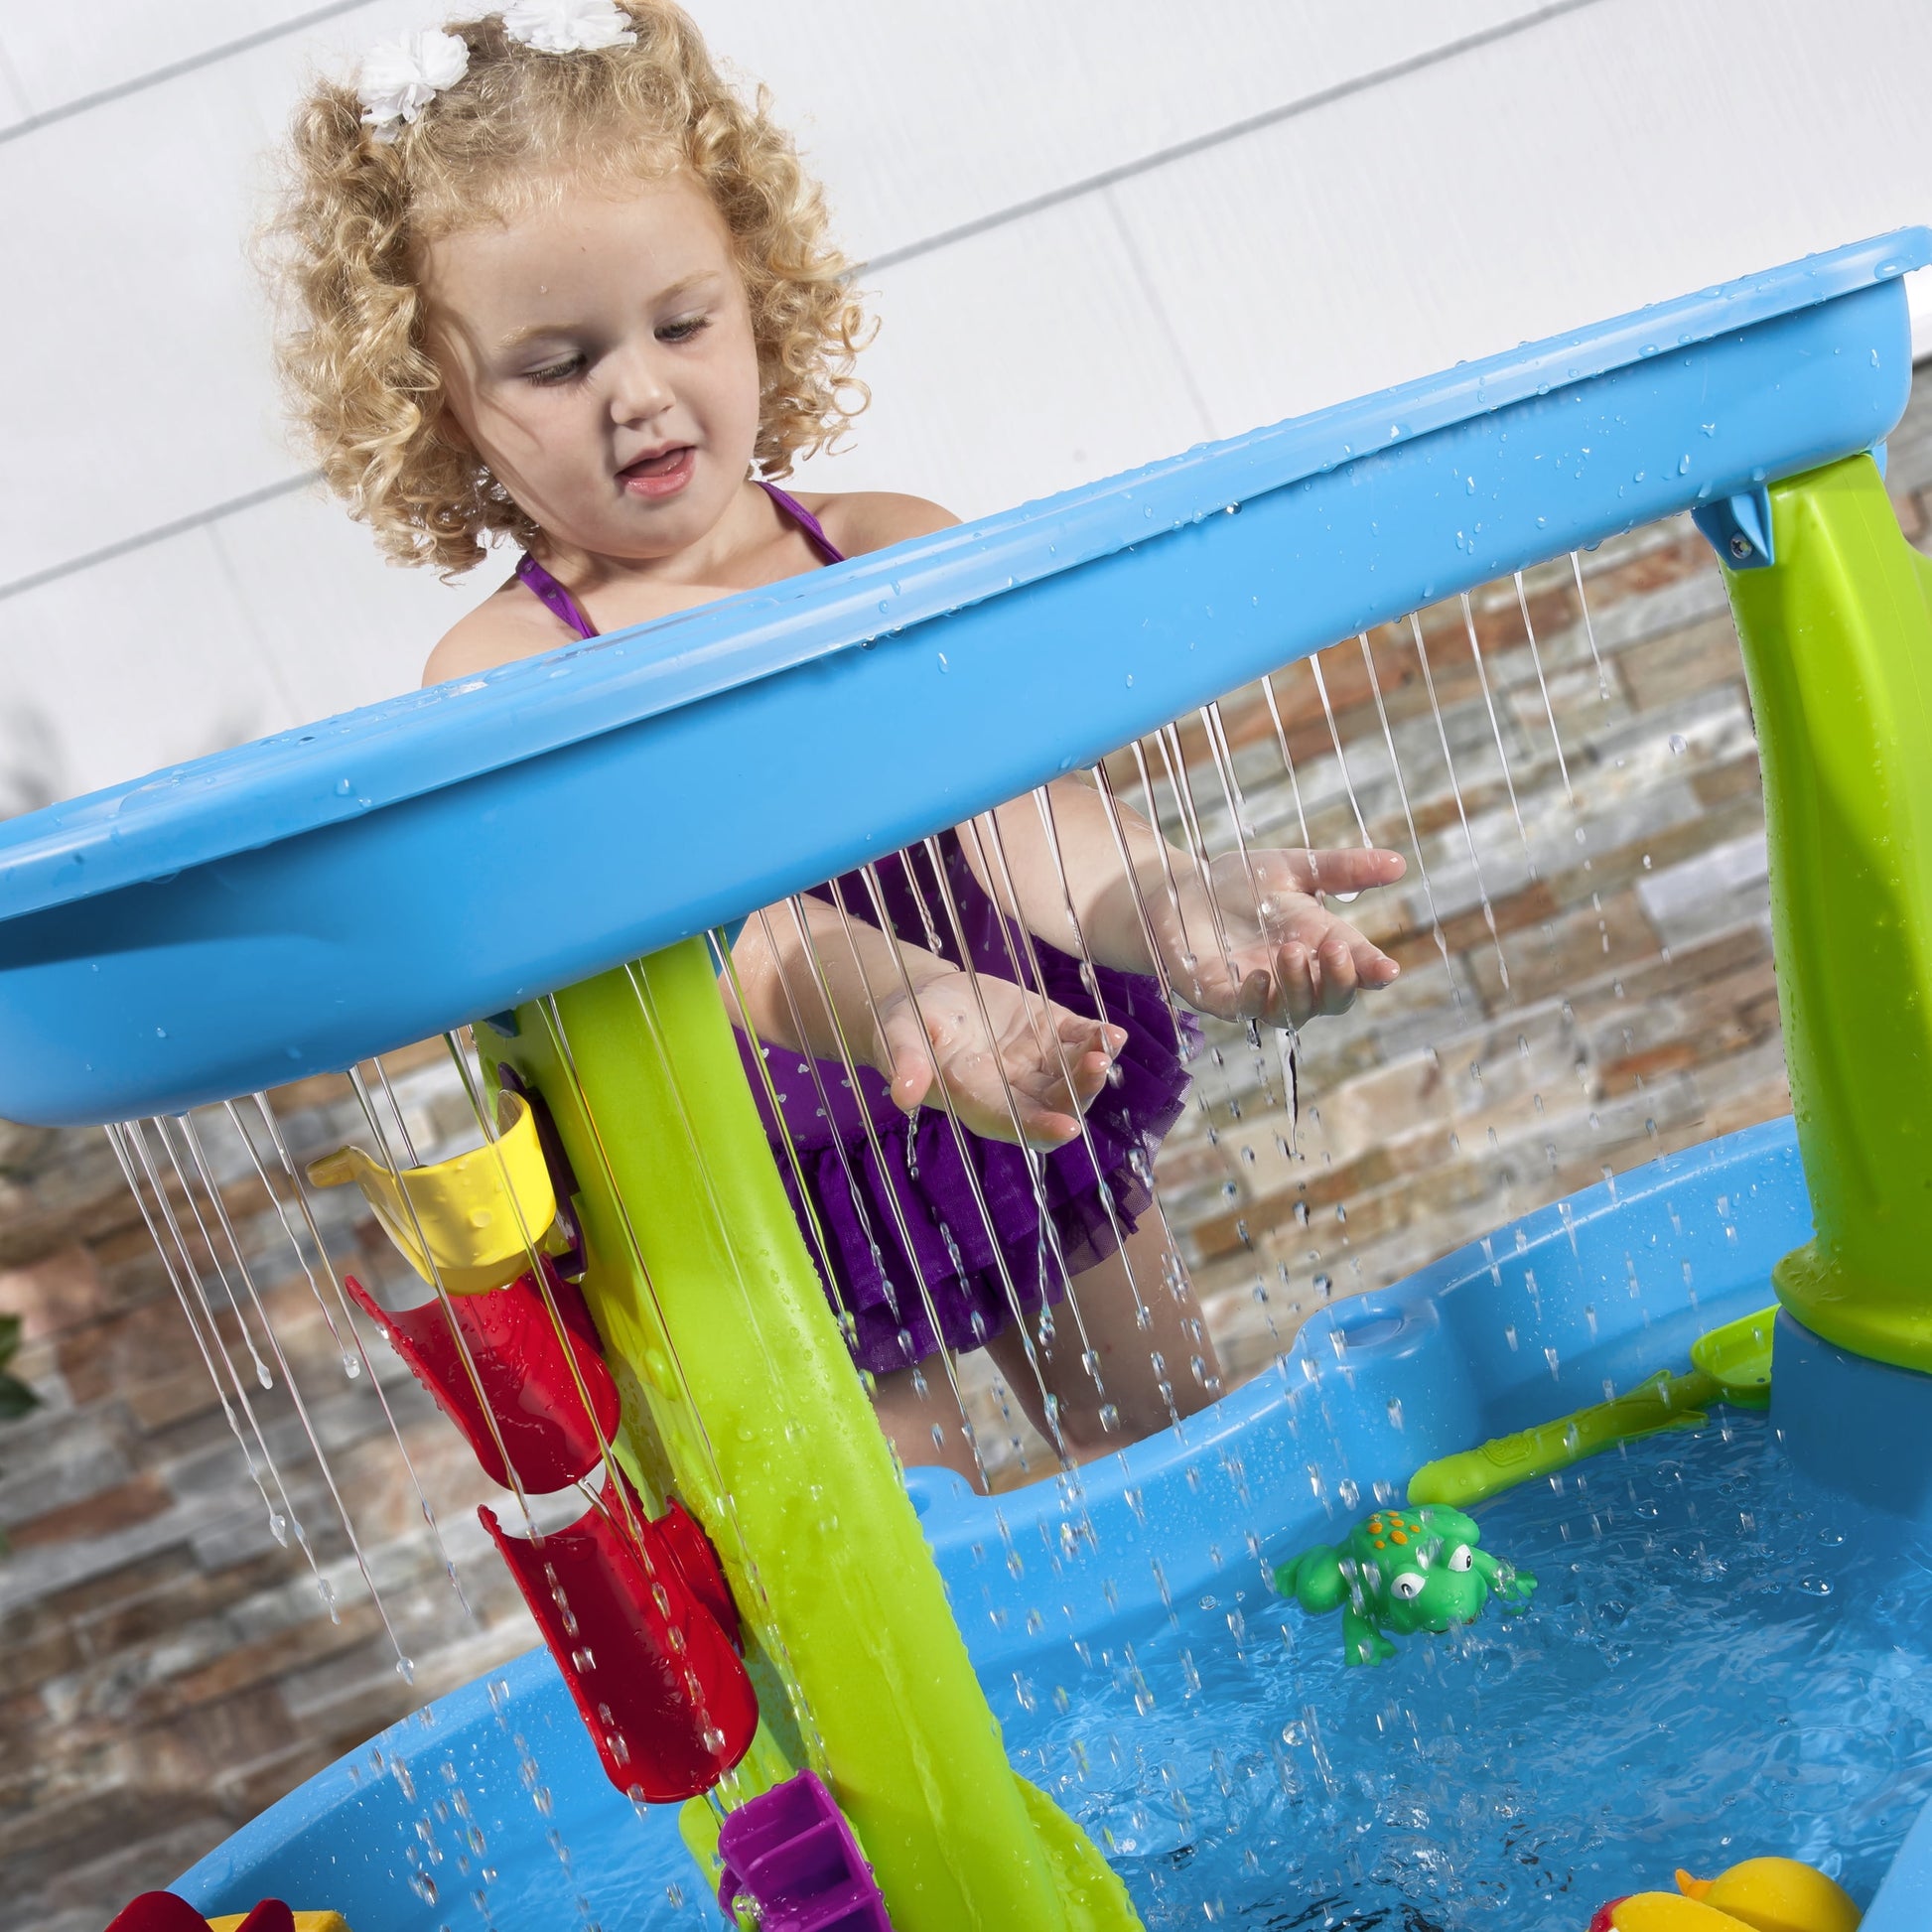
[5,383,1931,1927]
[0,1051,540,1932]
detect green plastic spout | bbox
[1717,454,1932,1371]
[487,940,1140,1932]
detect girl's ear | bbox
[1279,1546,1348,1614]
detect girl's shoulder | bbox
[801,489,959,559]
[422,573,564,687]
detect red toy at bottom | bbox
[104,1897,294,1932]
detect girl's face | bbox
[422,174,762,562]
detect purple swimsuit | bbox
[516,482,1196,1374]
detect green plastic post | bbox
[488,940,1139,1932]
[1719,454,1932,1371]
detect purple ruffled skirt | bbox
[735,835,1198,1375]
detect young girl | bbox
[274,0,1406,1486]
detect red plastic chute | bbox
[482,1477,757,1800]
[345,1260,619,1492]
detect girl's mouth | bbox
[619,445,696,498]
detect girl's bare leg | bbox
[987,1215,1223,1460]
[869,1360,986,1485]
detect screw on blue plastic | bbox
[1692,485,1775,568]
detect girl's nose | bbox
[607,345,674,426]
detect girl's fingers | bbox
[889,1049,934,1113]
[1069,1046,1112,1101]
[1315,932,1359,1015]
[1282,846,1407,896]
[1274,906,1401,998]
[1025,1108,1082,1148]
[1235,968,1272,1021]
[1355,942,1401,986]
[1058,1016,1129,1055]
[997,1076,1081,1148]
[1275,941,1316,1023]
[892,981,1131,1145]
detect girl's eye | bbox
[1390,1573,1425,1600]
[523,355,587,387]
[656,315,710,344]
[1448,1545,1474,1573]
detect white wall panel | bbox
[0,38,32,122]
[0,0,1562,584]
[217,485,497,721]
[0,0,452,585]
[0,0,370,128]
[693,0,1562,262]
[2,0,1930,803]
[1105,0,1932,438]
[788,196,1211,519]
[0,0,479,587]
[0,527,297,804]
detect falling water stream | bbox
[1007,1412,1932,1929]
[109,537,1840,1929]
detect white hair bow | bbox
[356,30,471,141]
[501,0,638,54]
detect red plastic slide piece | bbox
[654,1494,742,1644]
[234,1907,296,1932]
[103,1898,210,1932]
[102,1900,296,1932]
[482,1476,758,1801]
[1587,1901,1628,1932]
[345,1261,619,1492]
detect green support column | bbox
[488,939,1139,1932]
[1718,454,1932,1369]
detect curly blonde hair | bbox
[271,3,869,573]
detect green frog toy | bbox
[1273,1503,1537,1665]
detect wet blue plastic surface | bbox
[1773,1311,1932,1526]
[1025,1405,1932,1924]
[175,1118,1932,1930]
[1,231,1925,1125]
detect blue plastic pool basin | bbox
[172,1117,1932,1930]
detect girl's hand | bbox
[873,971,1126,1150]
[1152,847,1407,1028]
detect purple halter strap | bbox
[514,479,844,642]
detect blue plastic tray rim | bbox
[1,227,1924,922]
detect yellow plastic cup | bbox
[306,1090,558,1296]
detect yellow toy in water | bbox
[1588,1857,1861,1932]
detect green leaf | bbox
[0,1372,41,1422]
[0,1314,21,1371]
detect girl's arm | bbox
[720,894,1125,1149]
[954,776,1408,1028]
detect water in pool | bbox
[1002,1411,1932,1928]
[281,1409,1932,1931]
